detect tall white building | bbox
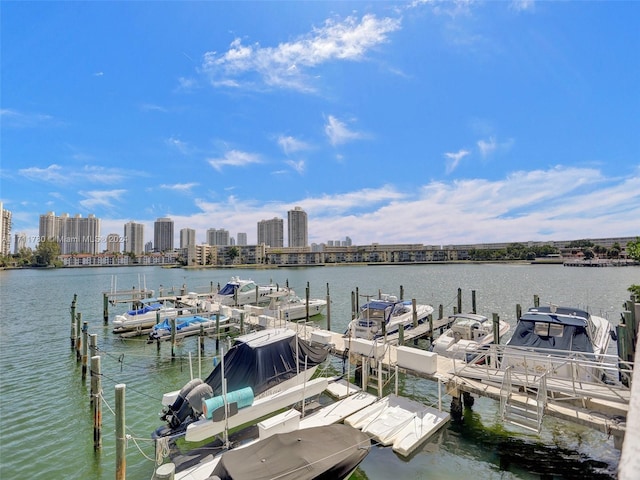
[180,228,196,249]
[257,218,283,247]
[287,206,308,248]
[14,232,27,254]
[38,211,101,254]
[206,228,230,246]
[237,232,247,246]
[106,233,121,253]
[0,202,12,256]
[124,221,144,254]
[154,217,174,252]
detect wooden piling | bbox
[471,290,477,314]
[439,304,443,320]
[325,283,331,331]
[492,313,500,344]
[103,293,109,324]
[412,299,418,328]
[91,355,102,451]
[398,324,405,345]
[170,318,176,359]
[70,295,77,348]
[400,285,404,301]
[115,384,126,480]
[516,304,522,319]
[81,321,89,380]
[534,294,540,307]
[457,288,462,314]
[76,312,82,361]
[239,311,245,334]
[306,283,310,322]
[428,314,434,342]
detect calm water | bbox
[1,264,638,480]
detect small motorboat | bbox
[146,314,228,343]
[262,290,327,321]
[212,276,292,306]
[112,298,179,333]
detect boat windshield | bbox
[218,284,237,296]
[360,306,387,320]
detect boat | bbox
[502,305,614,381]
[430,313,511,359]
[153,328,330,439]
[347,293,434,340]
[112,298,180,333]
[205,424,371,480]
[262,290,327,321]
[212,276,291,306]
[146,314,229,343]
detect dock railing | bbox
[452,343,633,405]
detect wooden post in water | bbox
[412,299,418,328]
[439,304,443,320]
[351,291,356,320]
[215,313,220,353]
[325,283,331,331]
[70,294,77,348]
[239,311,245,334]
[533,295,540,307]
[91,355,102,451]
[492,313,500,345]
[428,313,434,342]
[103,293,109,324]
[457,288,462,314]
[398,324,404,346]
[89,333,97,365]
[253,285,258,306]
[625,300,638,351]
[170,318,176,359]
[471,290,477,314]
[400,285,404,301]
[199,324,205,357]
[516,304,522,319]
[115,384,126,480]
[356,287,360,313]
[617,323,630,386]
[76,312,82,361]
[81,321,89,380]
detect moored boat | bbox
[212,276,291,306]
[430,312,511,359]
[153,328,330,439]
[262,290,327,321]
[112,298,180,333]
[502,305,615,381]
[347,293,434,340]
[146,314,229,343]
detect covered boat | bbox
[212,276,292,306]
[146,315,228,343]
[503,305,614,381]
[209,424,371,480]
[262,290,327,321]
[154,328,330,439]
[112,298,179,333]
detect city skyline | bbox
[2,2,639,248]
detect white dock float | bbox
[345,394,450,457]
[299,390,378,429]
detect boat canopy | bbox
[209,424,371,480]
[203,330,329,397]
[507,312,594,353]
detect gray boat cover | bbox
[203,332,329,397]
[506,312,594,354]
[208,424,371,480]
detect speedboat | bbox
[430,313,511,359]
[347,293,434,340]
[212,276,291,306]
[146,314,228,343]
[502,305,614,381]
[112,298,179,333]
[153,328,330,439]
[262,290,327,321]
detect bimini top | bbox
[524,306,591,328]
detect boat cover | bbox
[507,313,594,353]
[203,331,329,397]
[208,424,371,480]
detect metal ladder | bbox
[500,366,548,433]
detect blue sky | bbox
[2,1,639,249]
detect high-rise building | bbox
[14,232,27,254]
[0,202,12,256]
[206,228,230,246]
[38,211,101,254]
[144,241,153,253]
[257,218,283,247]
[124,221,144,254]
[106,233,121,253]
[287,206,308,247]
[180,228,196,249]
[237,232,247,246]
[154,217,174,252]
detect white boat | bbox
[502,305,614,381]
[112,298,180,333]
[262,290,327,321]
[153,328,330,439]
[146,314,229,343]
[430,313,511,360]
[212,276,291,306]
[347,293,434,340]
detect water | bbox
[1,264,637,480]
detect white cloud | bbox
[160,183,199,193]
[477,136,497,157]
[207,150,262,171]
[1,108,54,128]
[444,149,470,173]
[278,135,310,155]
[19,164,138,185]
[324,115,366,146]
[285,160,306,175]
[166,136,191,155]
[201,14,401,92]
[78,189,126,210]
[510,0,535,13]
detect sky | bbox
[1,0,639,250]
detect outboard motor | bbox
[165,383,213,429]
[160,378,203,422]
